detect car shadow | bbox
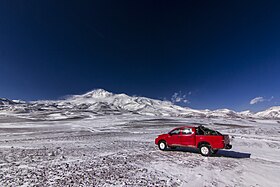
[215,150,251,158]
[167,147,251,159]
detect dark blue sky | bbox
[1,0,280,111]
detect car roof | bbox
[180,126,195,129]
[172,126,195,130]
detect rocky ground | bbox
[0,115,280,186]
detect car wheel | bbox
[199,144,212,156]
[158,141,167,151]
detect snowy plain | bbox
[0,89,280,186]
[0,114,280,186]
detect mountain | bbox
[0,98,25,105]
[64,89,205,117]
[205,109,240,118]
[255,106,280,119]
[0,89,280,120]
[238,110,255,118]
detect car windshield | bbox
[198,126,221,135]
[169,129,180,135]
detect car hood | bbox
[157,134,169,138]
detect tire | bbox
[199,144,212,156]
[158,141,167,151]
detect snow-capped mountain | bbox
[0,98,25,105]
[255,106,280,119]
[0,89,280,119]
[64,89,205,117]
[205,109,240,118]
[238,110,255,118]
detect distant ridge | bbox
[0,89,280,120]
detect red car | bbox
[155,125,232,156]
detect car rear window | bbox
[182,128,192,135]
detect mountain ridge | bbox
[0,89,279,120]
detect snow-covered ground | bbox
[0,114,279,186]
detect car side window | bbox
[169,129,180,135]
[182,128,192,135]
[196,127,204,135]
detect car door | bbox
[167,128,181,146]
[180,127,195,147]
